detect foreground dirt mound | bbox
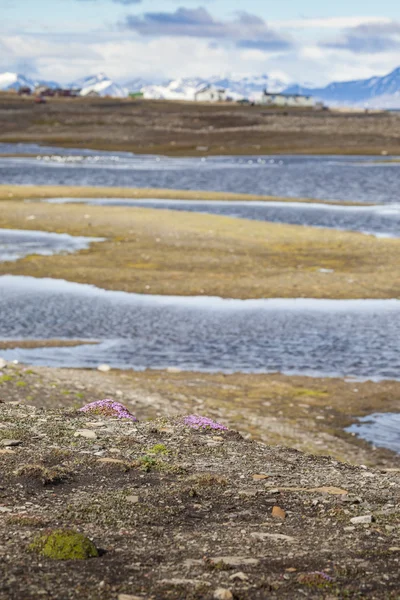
[0,402,399,599]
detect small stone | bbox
[1,439,22,447]
[272,506,286,520]
[166,367,181,374]
[253,474,269,481]
[0,358,6,369]
[389,547,400,552]
[74,429,97,440]
[0,449,14,455]
[209,556,259,567]
[251,532,295,542]
[0,506,12,513]
[125,495,139,504]
[229,572,249,581]
[118,596,145,600]
[97,364,111,373]
[213,589,233,600]
[350,515,373,524]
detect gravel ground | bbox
[1,399,399,600]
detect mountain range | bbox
[285,67,400,108]
[2,67,400,108]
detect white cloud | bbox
[271,16,392,30]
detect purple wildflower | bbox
[311,572,333,582]
[80,399,137,421]
[183,414,228,431]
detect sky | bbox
[1,0,400,86]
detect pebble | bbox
[97,364,111,373]
[350,515,373,524]
[209,556,259,567]
[118,595,145,600]
[0,506,12,513]
[74,429,97,440]
[1,439,22,447]
[213,589,233,600]
[125,495,139,504]
[229,572,249,581]
[272,506,287,520]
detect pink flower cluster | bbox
[80,399,137,421]
[183,414,228,431]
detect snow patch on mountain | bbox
[284,67,400,108]
[69,73,129,98]
[0,72,58,91]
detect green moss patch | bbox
[29,529,98,560]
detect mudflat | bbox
[1,94,400,156]
[0,192,399,299]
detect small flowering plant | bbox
[80,399,137,421]
[183,414,228,431]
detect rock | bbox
[389,547,400,552]
[125,495,139,504]
[29,530,98,560]
[97,364,111,373]
[311,486,348,496]
[118,596,145,600]
[0,358,6,369]
[74,429,97,440]
[251,532,295,542]
[0,449,14,455]
[350,515,374,524]
[166,367,181,374]
[209,556,259,567]
[160,579,210,588]
[0,506,12,513]
[272,506,286,520]
[213,589,233,600]
[1,439,22,447]
[252,474,269,481]
[97,458,125,465]
[229,572,249,581]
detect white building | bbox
[259,91,315,108]
[194,84,227,103]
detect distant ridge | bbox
[284,66,400,108]
[2,67,400,107]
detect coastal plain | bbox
[1,94,400,156]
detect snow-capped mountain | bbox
[284,67,400,108]
[68,73,129,98]
[0,72,58,91]
[137,74,288,101]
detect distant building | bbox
[18,86,32,96]
[194,84,227,103]
[259,91,315,108]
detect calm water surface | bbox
[45,197,400,238]
[346,413,400,454]
[0,229,102,262]
[1,276,399,381]
[0,143,399,204]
